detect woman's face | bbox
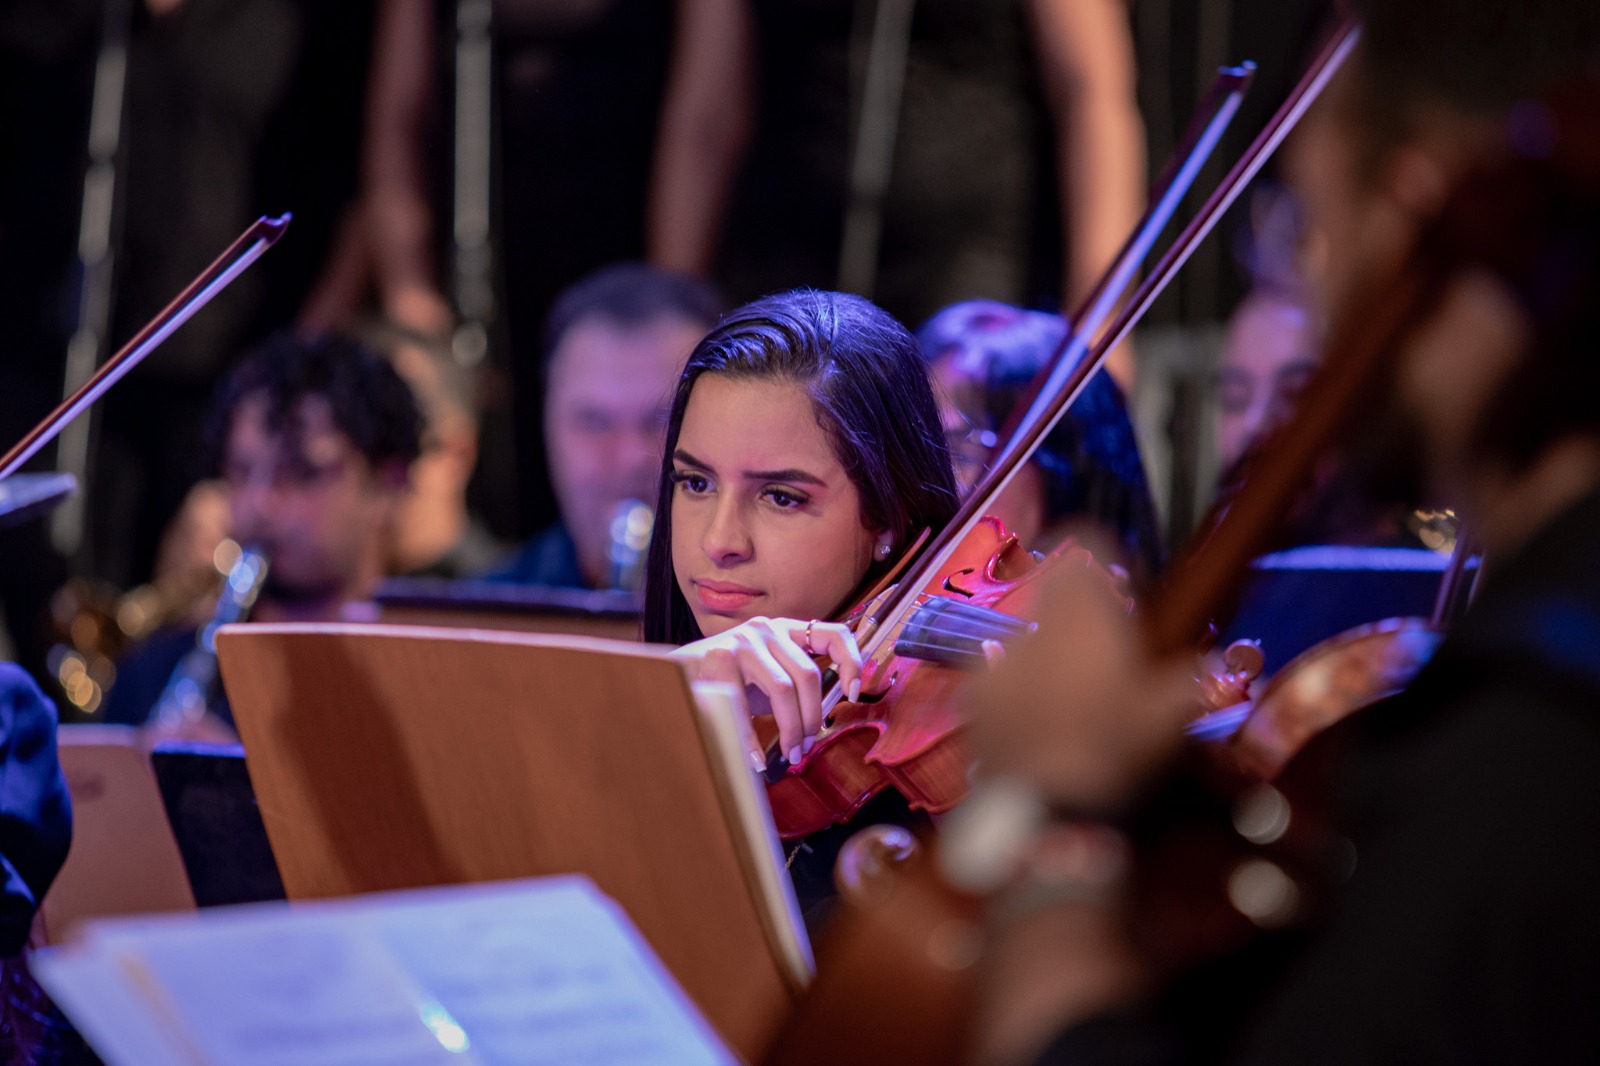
[670,375,880,636]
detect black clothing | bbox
[0,665,72,956]
[0,9,90,684]
[724,0,1064,327]
[786,788,933,936]
[1045,488,1600,1063]
[495,0,676,536]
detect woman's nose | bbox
[701,497,753,564]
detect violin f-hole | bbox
[942,568,979,598]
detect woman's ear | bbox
[875,532,894,560]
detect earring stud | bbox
[877,542,892,559]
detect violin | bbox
[764,518,1051,837]
[759,61,1264,839]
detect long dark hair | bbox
[643,290,960,644]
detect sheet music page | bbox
[374,879,738,1065]
[91,917,475,1066]
[31,944,205,1066]
[37,876,736,1066]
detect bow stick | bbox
[0,214,292,482]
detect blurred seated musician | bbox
[917,300,1162,579]
[1215,186,1319,485]
[0,494,81,1048]
[146,322,503,607]
[484,263,723,590]
[966,2,1600,1062]
[102,333,423,736]
[1215,185,1426,550]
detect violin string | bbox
[904,621,1027,641]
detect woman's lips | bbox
[693,579,762,613]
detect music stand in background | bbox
[370,576,640,640]
[148,742,285,908]
[40,726,194,943]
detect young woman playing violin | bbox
[641,288,961,915]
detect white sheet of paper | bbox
[31,944,204,1066]
[87,913,481,1066]
[35,877,736,1066]
[374,881,737,1065]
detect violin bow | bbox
[844,68,1253,631]
[993,61,1256,464]
[843,64,1251,651]
[0,214,292,483]
[841,17,1361,693]
[991,17,1360,492]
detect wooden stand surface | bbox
[216,622,801,1060]
[42,726,195,942]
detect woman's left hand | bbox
[671,616,864,771]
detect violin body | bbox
[1228,616,1441,779]
[765,516,1066,839]
[1127,616,1446,974]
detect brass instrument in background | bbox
[146,546,267,739]
[607,498,654,593]
[46,536,252,721]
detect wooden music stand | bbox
[41,726,195,943]
[215,623,808,1061]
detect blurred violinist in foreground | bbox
[103,334,422,737]
[968,1,1600,1062]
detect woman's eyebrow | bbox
[674,448,826,487]
[673,448,713,470]
[742,466,826,486]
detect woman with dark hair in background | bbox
[641,288,960,921]
[917,300,1162,580]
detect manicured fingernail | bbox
[787,745,803,765]
[802,735,816,755]
[848,678,861,702]
[748,750,766,773]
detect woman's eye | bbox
[671,471,711,495]
[763,487,808,509]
